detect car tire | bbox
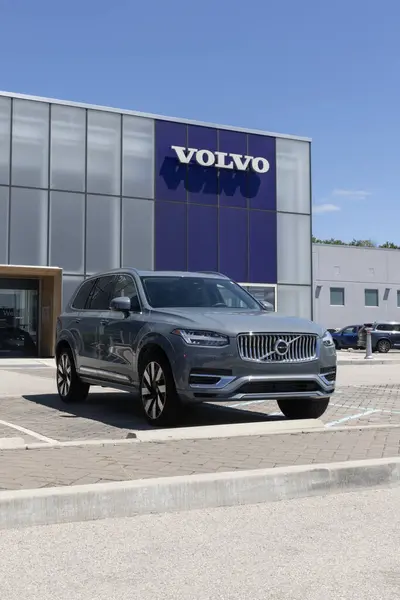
[56,348,90,403]
[377,339,391,353]
[139,351,181,427]
[333,340,339,350]
[277,398,330,420]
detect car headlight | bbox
[172,329,229,347]
[322,331,334,347]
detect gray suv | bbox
[55,269,337,426]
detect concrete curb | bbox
[0,437,25,449]
[131,418,324,442]
[1,421,400,451]
[338,358,400,365]
[1,457,399,530]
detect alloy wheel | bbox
[141,361,167,420]
[57,353,72,397]
[378,339,390,353]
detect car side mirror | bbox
[261,300,274,311]
[110,296,131,314]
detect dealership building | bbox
[313,243,400,329]
[0,91,312,357]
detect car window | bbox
[216,284,249,308]
[376,324,397,331]
[140,276,260,310]
[112,274,141,311]
[87,276,115,310]
[342,326,357,334]
[71,279,96,309]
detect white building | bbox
[313,243,400,328]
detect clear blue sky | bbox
[1,0,399,244]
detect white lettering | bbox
[230,153,252,171]
[171,145,197,164]
[171,145,270,173]
[251,157,270,174]
[214,151,234,169]
[195,149,215,167]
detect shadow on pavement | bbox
[22,391,285,432]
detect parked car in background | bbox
[358,321,400,353]
[55,269,337,427]
[331,325,364,349]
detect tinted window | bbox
[140,276,260,309]
[330,287,345,306]
[71,279,96,309]
[365,289,379,307]
[112,274,141,311]
[342,326,357,334]
[376,323,400,332]
[87,276,115,310]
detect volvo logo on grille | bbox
[274,339,289,356]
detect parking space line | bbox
[0,419,57,443]
[325,409,381,428]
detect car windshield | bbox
[140,276,261,310]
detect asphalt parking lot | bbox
[1,360,400,445]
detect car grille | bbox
[237,333,317,363]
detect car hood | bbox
[150,308,324,336]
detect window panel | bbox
[277,213,311,285]
[0,186,8,263]
[219,207,248,282]
[86,195,120,274]
[248,210,277,284]
[397,290,400,308]
[277,284,312,319]
[276,138,311,214]
[187,126,218,205]
[50,104,86,192]
[247,134,276,210]
[155,120,187,202]
[218,130,247,208]
[155,202,187,270]
[12,99,49,188]
[9,188,48,265]
[121,198,154,270]
[122,115,154,199]
[70,278,94,309]
[365,288,379,307]
[49,192,84,274]
[87,276,116,310]
[330,287,345,306]
[0,96,11,184]
[187,204,218,272]
[87,110,121,195]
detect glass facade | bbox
[0,93,312,317]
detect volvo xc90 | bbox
[55,270,337,426]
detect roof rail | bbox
[198,271,226,277]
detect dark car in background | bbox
[357,322,400,353]
[331,325,363,349]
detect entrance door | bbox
[0,278,39,358]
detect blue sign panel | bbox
[154,120,277,283]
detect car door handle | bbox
[100,319,109,326]
[74,318,81,324]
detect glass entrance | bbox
[0,278,39,357]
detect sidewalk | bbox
[0,426,399,491]
[337,350,400,365]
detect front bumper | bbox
[170,337,337,404]
[182,372,336,403]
